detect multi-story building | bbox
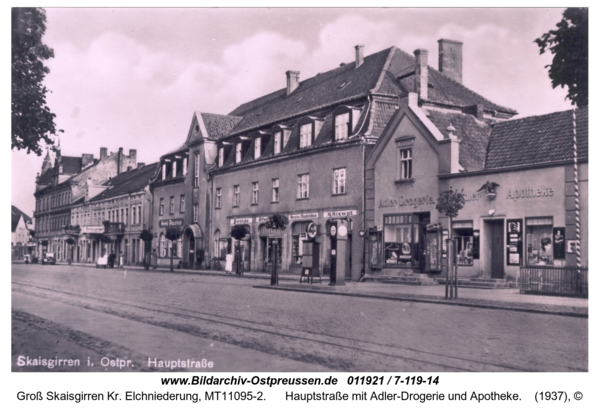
[205,41,516,281]
[149,112,239,269]
[70,162,157,264]
[33,146,138,261]
[11,205,34,260]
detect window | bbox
[125,208,128,225]
[216,188,222,209]
[169,196,175,214]
[233,185,240,207]
[172,161,177,178]
[300,124,312,148]
[526,217,554,266]
[383,214,419,268]
[162,164,166,180]
[452,221,474,266]
[193,204,199,223]
[159,198,164,216]
[297,174,309,199]
[218,147,224,167]
[194,152,200,187]
[180,195,185,213]
[138,206,141,225]
[400,148,412,179]
[235,143,242,163]
[183,157,187,176]
[132,206,136,225]
[252,182,259,204]
[254,138,261,159]
[333,168,346,194]
[274,132,282,155]
[272,179,279,202]
[335,113,350,140]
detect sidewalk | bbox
[54,261,588,318]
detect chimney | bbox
[438,39,463,84]
[117,147,123,175]
[137,162,146,169]
[100,147,107,161]
[129,149,137,159]
[355,45,364,68]
[81,153,94,168]
[438,125,461,174]
[286,70,300,96]
[413,49,429,101]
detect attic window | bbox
[195,125,200,133]
[339,81,351,89]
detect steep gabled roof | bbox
[484,107,588,170]
[11,205,32,232]
[91,163,159,201]
[200,112,243,140]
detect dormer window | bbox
[274,132,282,155]
[335,113,350,140]
[172,161,177,178]
[235,143,242,163]
[218,147,224,167]
[183,158,188,175]
[254,137,261,159]
[162,164,166,180]
[300,124,312,148]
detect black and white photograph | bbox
[10,5,592,407]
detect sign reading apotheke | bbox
[159,218,184,228]
[230,217,253,226]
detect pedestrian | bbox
[225,252,233,275]
[151,249,158,269]
[119,251,124,268]
[108,252,116,268]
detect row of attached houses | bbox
[31,40,588,283]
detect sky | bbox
[11,7,577,217]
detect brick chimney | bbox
[117,147,123,175]
[286,70,300,96]
[129,149,137,159]
[100,147,107,161]
[355,45,364,68]
[438,39,463,84]
[413,49,429,101]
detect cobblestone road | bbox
[12,264,587,372]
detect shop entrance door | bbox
[491,220,504,278]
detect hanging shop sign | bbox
[306,222,318,239]
[506,219,523,266]
[323,209,357,218]
[553,227,565,260]
[230,217,253,226]
[289,212,319,221]
[159,218,184,228]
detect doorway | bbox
[488,219,505,279]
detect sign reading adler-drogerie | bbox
[159,218,184,228]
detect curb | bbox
[253,285,588,319]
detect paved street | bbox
[12,263,587,372]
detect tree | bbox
[139,229,153,270]
[265,213,289,231]
[436,188,465,299]
[12,8,62,155]
[535,8,588,107]
[165,226,183,272]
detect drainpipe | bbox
[572,110,581,268]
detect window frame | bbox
[254,137,261,159]
[272,178,279,203]
[299,124,312,148]
[335,112,350,141]
[169,196,175,215]
[273,132,282,155]
[194,152,200,187]
[180,194,185,214]
[159,198,164,216]
[235,143,242,163]
[193,204,199,223]
[395,136,416,184]
[252,182,259,205]
[233,185,240,207]
[216,188,222,209]
[333,167,347,195]
[297,174,310,199]
[218,147,224,167]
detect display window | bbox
[452,221,473,266]
[291,221,312,265]
[383,214,418,267]
[526,217,554,266]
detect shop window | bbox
[526,217,554,266]
[333,168,346,194]
[297,174,309,199]
[291,221,312,265]
[272,179,279,202]
[383,214,418,268]
[252,182,259,205]
[452,221,474,266]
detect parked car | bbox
[42,253,56,265]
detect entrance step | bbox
[365,272,439,286]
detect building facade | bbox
[11,206,34,260]
[33,146,138,262]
